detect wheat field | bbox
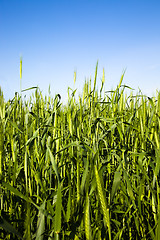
[0,63,160,239]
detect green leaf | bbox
[94,165,111,240]
[85,191,91,240]
[8,120,23,133]
[47,146,60,183]
[21,86,38,92]
[123,170,137,210]
[80,159,89,194]
[25,128,39,146]
[66,187,71,222]
[2,182,53,220]
[110,171,121,203]
[2,181,32,203]
[0,216,22,239]
[36,200,46,240]
[55,184,62,234]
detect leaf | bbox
[8,120,23,133]
[66,187,71,222]
[110,171,121,203]
[94,165,111,240]
[21,87,38,92]
[55,141,84,155]
[55,184,62,234]
[35,200,46,240]
[123,170,137,210]
[2,181,32,203]
[25,128,39,146]
[80,159,89,194]
[0,216,22,239]
[47,146,60,183]
[85,191,92,240]
[89,176,96,196]
[2,182,53,220]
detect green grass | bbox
[0,64,160,239]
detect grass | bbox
[0,63,160,239]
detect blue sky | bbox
[0,0,160,102]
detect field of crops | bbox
[0,65,160,239]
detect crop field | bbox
[0,65,160,239]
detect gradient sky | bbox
[0,0,160,102]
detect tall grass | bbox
[0,65,160,239]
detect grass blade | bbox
[54,184,62,235]
[94,165,111,240]
[36,200,46,240]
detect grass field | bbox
[0,64,160,239]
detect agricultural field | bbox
[0,66,160,239]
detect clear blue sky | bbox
[0,0,160,102]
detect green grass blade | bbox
[0,216,22,239]
[2,181,32,203]
[47,146,60,183]
[54,184,62,234]
[94,165,111,240]
[110,171,121,203]
[84,191,92,240]
[66,187,71,222]
[35,200,46,240]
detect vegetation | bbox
[0,63,160,239]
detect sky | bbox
[0,0,160,102]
